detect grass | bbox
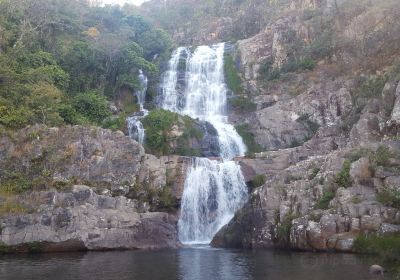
[0,201,26,217]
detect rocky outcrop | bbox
[0,186,179,252]
[0,125,190,251]
[213,141,400,251]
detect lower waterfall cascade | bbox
[160,43,248,244]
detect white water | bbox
[161,43,248,244]
[127,70,148,144]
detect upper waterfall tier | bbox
[160,43,247,160]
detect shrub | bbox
[345,148,372,163]
[352,75,388,111]
[377,188,400,209]
[224,54,242,94]
[373,145,392,167]
[229,96,257,112]
[335,160,351,188]
[0,172,32,195]
[142,109,178,155]
[314,188,336,210]
[235,124,263,154]
[72,91,111,124]
[102,114,127,131]
[297,114,320,135]
[276,213,296,245]
[281,58,316,73]
[251,174,266,189]
[308,167,320,180]
[354,234,400,272]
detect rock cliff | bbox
[0,125,191,252]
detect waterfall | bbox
[161,43,248,244]
[127,70,148,144]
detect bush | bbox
[142,109,178,155]
[0,172,32,195]
[354,234,400,275]
[224,54,242,94]
[235,124,263,154]
[229,96,257,112]
[102,114,127,131]
[251,174,266,189]
[335,160,351,188]
[72,91,111,124]
[314,188,336,210]
[308,167,320,180]
[373,145,393,167]
[352,75,388,111]
[276,213,296,245]
[345,148,372,163]
[377,188,400,209]
[297,114,320,135]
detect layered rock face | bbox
[211,0,400,252]
[213,80,400,251]
[0,186,179,252]
[0,125,191,251]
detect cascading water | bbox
[161,43,248,244]
[127,70,148,144]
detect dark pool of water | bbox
[0,246,388,280]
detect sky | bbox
[101,0,147,6]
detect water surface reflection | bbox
[0,247,386,280]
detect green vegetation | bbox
[354,234,400,277]
[297,114,320,135]
[258,57,316,83]
[224,54,243,94]
[155,187,178,212]
[308,166,320,180]
[275,212,296,245]
[335,160,351,188]
[251,174,266,189]
[0,172,32,195]
[377,188,400,209]
[102,115,128,132]
[235,124,263,155]
[351,75,388,112]
[345,148,372,163]
[314,189,336,209]
[0,201,26,217]
[373,145,393,167]
[142,110,203,156]
[142,109,178,156]
[0,0,172,129]
[229,96,257,112]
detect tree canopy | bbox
[0,0,172,129]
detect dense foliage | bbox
[0,0,172,129]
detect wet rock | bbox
[369,265,384,275]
